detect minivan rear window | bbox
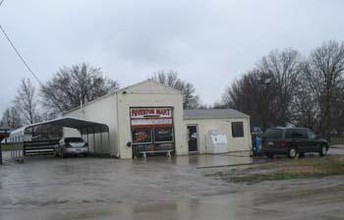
[65,137,83,143]
[263,129,283,139]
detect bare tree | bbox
[258,49,302,125]
[150,71,200,109]
[305,41,344,139]
[290,68,319,130]
[14,78,40,125]
[212,102,227,109]
[41,63,119,113]
[0,107,22,129]
[331,87,344,136]
[223,49,302,129]
[223,69,274,129]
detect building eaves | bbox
[183,109,249,120]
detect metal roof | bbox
[24,117,109,135]
[183,109,249,120]
[7,126,26,136]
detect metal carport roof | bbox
[23,117,109,135]
[22,117,110,156]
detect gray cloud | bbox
[1,0,344,114]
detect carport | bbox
[22,117,110,157]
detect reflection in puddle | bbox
[44,197,239,220]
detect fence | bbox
[23,139,59,156]
[1,143,24,163]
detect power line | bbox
[0,1,63,115]
[0,25,64,113]
[0,1,62,114]
[0,25,43,85]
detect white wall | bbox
[64,94,119,156]
[184,117,252,153]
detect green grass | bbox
[231,173,302,183]
[330,137,344,144]
[1,144,23,151]
[208,156,344,184]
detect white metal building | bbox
[65,80,252,159]
[184,109,252,153]
[65,80,186,159]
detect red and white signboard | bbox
[130,107,173,127]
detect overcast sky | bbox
[1,0,344,115]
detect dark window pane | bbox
[291,129,307,138]
[132,128,152,144]
[154,127,174,142]
[232,122,244,138]
[285,130,293,138]
[264,129,283,139]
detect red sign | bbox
[130,107,173,127]
[130,108,172,119]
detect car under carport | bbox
[3,117,110,162]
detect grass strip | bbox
[209,156,344,184]
[1,144,23,151]
[330,137,344,144]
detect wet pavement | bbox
[0,148,343,220]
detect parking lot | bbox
[0,147,343,220]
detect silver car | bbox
[55,137,89,157]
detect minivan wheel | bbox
[288,147,297,158]
[319,145,328,157]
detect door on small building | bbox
[187,125,198,152]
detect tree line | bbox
[0,63,119,129]
[222,40,344,139]
[0,65,201,129]
[2,40,343,140]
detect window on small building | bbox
[232,122,244,138]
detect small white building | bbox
[64,80,252,159]
[184,109,252,153]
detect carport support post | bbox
[100,130,103,154]
[86,129,89,146]
[93,127,96,154]
[107,131,110,155]
[0,141,3,164]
